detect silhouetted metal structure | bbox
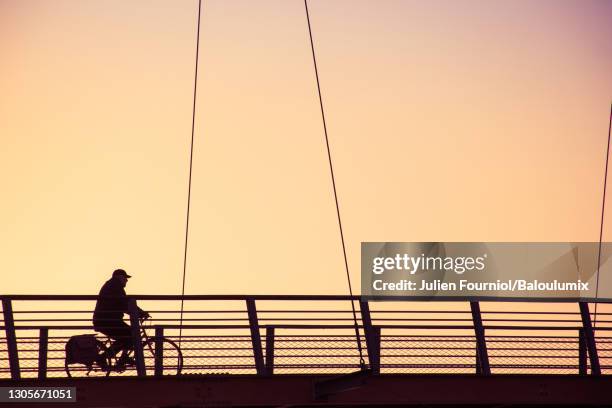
[1,295,610,381]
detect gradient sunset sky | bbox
[1,0,611,297]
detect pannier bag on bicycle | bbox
[65,334,99,365]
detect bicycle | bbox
[65,316,183,377]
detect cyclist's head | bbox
[112,269,131,287]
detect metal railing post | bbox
[578,329,587,376]
[38,328,48,380]
[359,300,379,374]
[470,301,490,375]
[579,302,601,375]
[265,327,275,376]
[246,298,265,376]
[2,298,20,380]
[155,327,164,377]
[371,326,381,375]
[128,299,146,377]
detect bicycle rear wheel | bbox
[142,337,183,375]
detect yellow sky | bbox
[1,0,611,297]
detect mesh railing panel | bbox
[271,335,365,374]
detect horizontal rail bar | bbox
[0,295,362,301]
[3,294,612,302]
[5,324,597,331]
[10,317,590,324]
[9,309,603,315]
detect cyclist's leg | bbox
[97,322,132,358]
[114,322,134,351]
[112,322,135,366]
[93,326,115,369]
[96,330,117,358]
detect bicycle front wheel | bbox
[142,337,183,375]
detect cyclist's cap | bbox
[113,269,132,279]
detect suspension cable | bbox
[594,102,612,327]
[304,0,366,368]
[179,0,203,346]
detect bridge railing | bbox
[1,295,611,379]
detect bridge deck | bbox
[3,373,612,407]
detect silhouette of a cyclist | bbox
[93,269,149,369]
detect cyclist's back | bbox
[94,276,125,328]
[93,269,146,367]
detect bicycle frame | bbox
[97,317,153,373]
[139,317,156,355]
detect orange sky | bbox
[1,0,611,297]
